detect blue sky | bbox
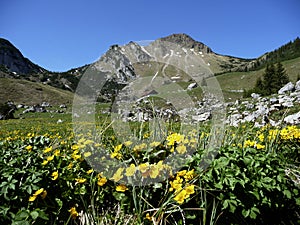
[1,0,299,72]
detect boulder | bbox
[187,83,197,90]
[278,82,294,94]
[284,112,300,125]
[295,80,300,91]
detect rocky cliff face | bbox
[159,33,213,54]
[0,38,45,74]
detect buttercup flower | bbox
[116,184,128,192]
[51,171,59,180]
[68,207,79,219]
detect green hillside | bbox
[211,56,300,101]
[0,78,74,105]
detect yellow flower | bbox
[139,163,149,173]
[149,165,160,179]
[174,189,187,204]
[124,141,132,147]
[133,143,147,152]
[84,152,92,157]
[145,213,152,221]
[111,168,124,182]
[126,164,136,177]
[29,195,37,202]
[75,178,87,184]
[87,169,93,174]
[97,176,107,186]
[114,144,123,152]
[72,144,79,150]
[150,141,160,147]
[34,188,44,196]
[255,143,265,149]
[169,177,183,192]
[177,170,187,177]
[26,145,33,152]
[83,139,94,145]
[41,160,48,166]
[67,162,73,169]
[43,146,52,153]
[176,144,187,154]
[47,155,54,161]
[110,152,122,159]
[166,133,185,146]
[68,207,79,219]
[116,184,128,192]
[41,190,47,199]
[72,154,81,160]
[184,169,195,181]
[185,184,195,196]
[29,188,45,202]
[54,149,60,156]
[244,139,255,148]
[51,171,59,180]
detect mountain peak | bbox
[0,38,45,74]
[159,33,213,53]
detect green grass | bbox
[211,56,300,101]
[0,78,74,105]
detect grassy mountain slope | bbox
[212,56,300,101]
[0,78,74,105]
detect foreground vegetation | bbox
[0,108,299,225]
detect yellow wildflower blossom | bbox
[68,207,79,219]
[112,168,124,182]
[97,176,107,186]
[54,149,60,156]
[41,160,48,166]
[41,190,47,199]
[174,189,187,204]
[124,141,133,147]
[87,169,93,174]
[149,164,160,179]
[75,178,87,184]
[47,155,54,161]
[43,146,52,153]
[126,164,136,177]
[114,144,123,152]
[176,144,187,154]
[166,133,184,146]
[29,195,37,202]
[51,171,59,180]
[255,143,265,149]
[26,145,33,152]
[116,184,128,192]
[84,152,92,157]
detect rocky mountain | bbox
[1,34,300,105]
[0,38,45,75]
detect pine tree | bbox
[262,64,276,95]
[274,62,289,89]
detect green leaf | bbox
[30,211,39,220]
[15,210,30,220]
[283,189,292,199]
[37,210,49,220]
[242,209,250,218]
[12,221,30,225]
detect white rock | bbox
[284,112,300,124]
[278,82,294,94]
[187,83,197,90]
[295,80,300,91]
[251,93,260,99]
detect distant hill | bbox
[247,37,300,71]
[0,38,45,74]
[1,33,300,104]
[0,78,74,105]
